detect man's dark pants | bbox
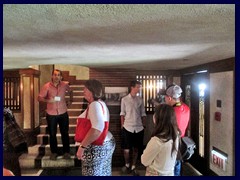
[46,112,70,154]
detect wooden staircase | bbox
[20,72,87,176]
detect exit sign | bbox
[212,150,227,171]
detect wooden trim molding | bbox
[180,57,235,75]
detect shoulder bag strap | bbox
[85,101,105,118]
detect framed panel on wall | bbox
[105,87,128,106]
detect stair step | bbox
[65,96,84,102]
[20,153,81,169]
[41,116,79,125]
[70,85,84,87]
[38,144,78,156]
[21,169,43,176]
[69,85,84,91]
[28,145,41,155]
[73,90,83,92]
[67,109,83,116]
[68,109,84,111]
[41,155,75,168]
[37,134,76,145]
[19,153,39,169]
[66,95,84,98]
[72,91,84,96]
[40,124,77,134]
[69,102,88,109]
[67,110,83,116]
[72,102,87,105]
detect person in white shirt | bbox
[120,80,147,176]
[141,104,179,176]
[76,79,115,176]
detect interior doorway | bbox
[181,71,210,175]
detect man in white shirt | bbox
[120,80,147,176]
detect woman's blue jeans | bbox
[174,160,182,176]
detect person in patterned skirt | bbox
[76,79,116,176]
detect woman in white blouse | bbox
[141,104,179,176]
[76,79,115,176]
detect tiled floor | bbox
[112,162,202,176]
[112,166,145,176]
[36,162,202,176]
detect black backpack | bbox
[180,136,196,161]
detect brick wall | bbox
[90,68,136,87]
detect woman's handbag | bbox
[180,136,196,161]
[74,102,109,145]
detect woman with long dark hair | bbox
[141,104,179,176]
